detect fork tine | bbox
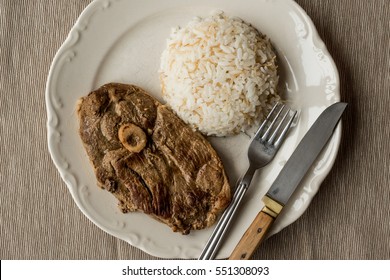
[261,104,285,140]
[274,110,297,148]
[254,102,280,139]
[268,108,291,143]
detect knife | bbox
[229,102,348,260]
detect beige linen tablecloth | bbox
[1,0,389,260]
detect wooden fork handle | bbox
[229,210,275,260]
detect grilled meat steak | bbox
[77,83,231,234]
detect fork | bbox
[198,102,297,260]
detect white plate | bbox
[46,0,340,259]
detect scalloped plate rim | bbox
[46,0,341,259]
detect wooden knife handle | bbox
[229,210,275,260]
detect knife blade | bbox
[229,102,348,260]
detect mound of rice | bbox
[159,11,280,136]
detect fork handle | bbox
[198,167,256,260]
[198,182,248,259]
[229,209,275,260]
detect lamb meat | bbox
[77,83,231,234]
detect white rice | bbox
[159,11,280,136]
